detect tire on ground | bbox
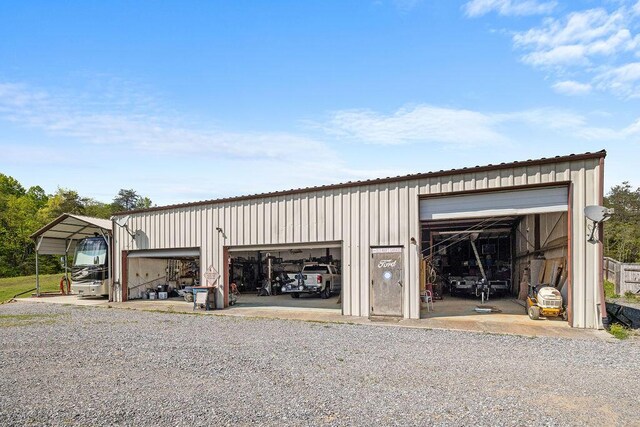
[528,306,540,320]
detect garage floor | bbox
[418,295,578,337]
[421,295,528,318]
[234,293,341,310]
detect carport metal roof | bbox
[31,214,112,255]
[30,213,112,245]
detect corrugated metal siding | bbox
[112,158,603,328]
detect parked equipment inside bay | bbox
[31,151,608,329]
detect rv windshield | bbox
[73,238,107,266]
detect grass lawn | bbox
[604,280,617,298]
[0,274,61,303]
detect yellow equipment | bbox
[526,285,567,320]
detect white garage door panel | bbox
[420,186,568,220]
[228,241,342,252]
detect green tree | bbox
[604,182,640,263]
[0,190,54,276]
[135,196,153,210]
[0,173,25,197]
[26,185,48,209]
[84,199,115,219]
[113,189,140,211]
[38,188,86,223]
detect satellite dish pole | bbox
[584,206,614,244]
[113,215,136,238]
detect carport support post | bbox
[65,238,74,287]
[35,236,43,297]
[35,249,40,297]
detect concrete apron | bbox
[14,295,611,341]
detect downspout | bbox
[99,227,113,303]
[567,183,573,327]
[598,156,607,329]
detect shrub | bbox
[608,323,630,340]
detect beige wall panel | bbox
[316,193,325,241]
[349,189,360,316]
[341,191,351,315]
[308,194,316,242]
[359,189,370,317]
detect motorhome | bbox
[71,235,110,296]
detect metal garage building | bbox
[111,150,607,329]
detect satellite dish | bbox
[114,215,130,228]
[584,206,614,223]
[113,215,136,238]
[584,206,614,244]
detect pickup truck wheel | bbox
[291,293,300,299]
[320,285,331,299]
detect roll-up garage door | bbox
[420,186,568,221]
[127,248,200,258]
[228,241,342,252]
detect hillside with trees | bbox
[0,173,152,277]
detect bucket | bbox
[149,292,157,300]
[158,291,168,300]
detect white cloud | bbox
[513,8,634,67]
[324,105,509,146]
[595,62,640,98]
[552,80,593,95]
[0,81,400,197]
[0,82,332,161]
[521,44,589,67]
[464,0,556,17]
[496,108,623,140]
[322,104,638,146]
[491,1,640,97]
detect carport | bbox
[30,214,113,298]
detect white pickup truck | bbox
[279,264,341,299]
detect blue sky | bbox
[1,0,639,205]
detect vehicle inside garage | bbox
[420,186,570,323]
[423,216,517,301]
[228,244,342,311]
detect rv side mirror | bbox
[94,256,99,265]
[60,256,65,266]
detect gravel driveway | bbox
[1,302,638,427]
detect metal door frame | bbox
[369,245,404,318]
